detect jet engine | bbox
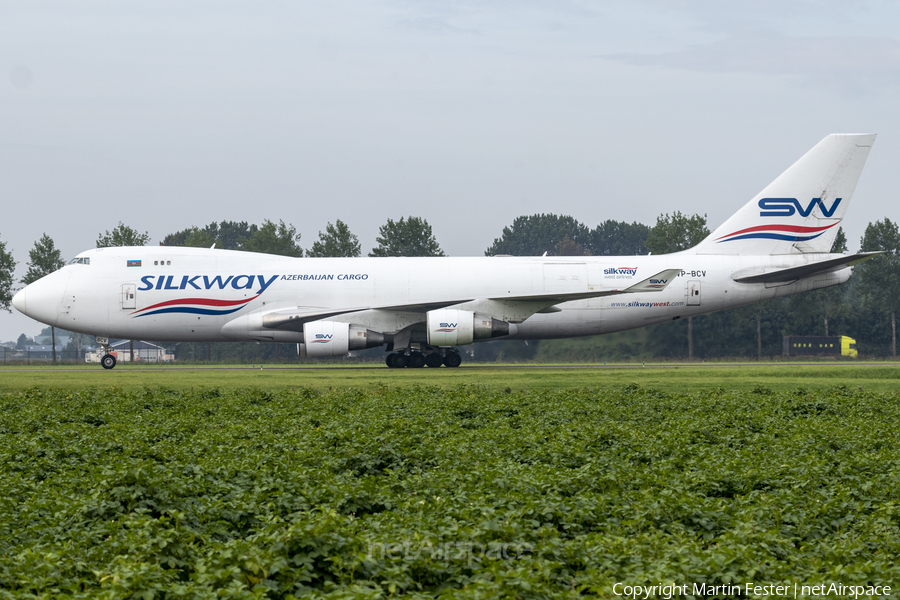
[426,309,511,346]
[298,321,385,357]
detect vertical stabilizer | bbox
[693,133,875,255]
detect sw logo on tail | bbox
[758,198,842,218]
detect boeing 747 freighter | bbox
[13,134,879,368]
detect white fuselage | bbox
[12,133,874,359]
[15,246,850,345]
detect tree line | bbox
[2,211,899,360]
[158,216,444,258]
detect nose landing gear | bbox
[96,336,117,369]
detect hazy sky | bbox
[2,0,899,341]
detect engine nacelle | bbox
[297,321,385,357]
[301,321,349,357]
[426,309,511,346]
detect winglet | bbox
[624,269,682,293]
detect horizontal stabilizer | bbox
[732,252,882,284]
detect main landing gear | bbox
[386,348,462,368]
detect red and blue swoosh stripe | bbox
[131,295,259,318]
[716,222,839,243]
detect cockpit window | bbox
[68,257,90,265]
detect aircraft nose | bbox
[13,273,68,325]
[12,288,26,314]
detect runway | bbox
[3,361,899,372]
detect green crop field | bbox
[2,378,899,598]
[1,361,900,394]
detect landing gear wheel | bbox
[443,352,462,368]
[408,352,426,368]
[101,354,117,370]
[386,354,396,368]
[425,353,444,368]
[392,353,409,368]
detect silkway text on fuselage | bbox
[135,273,370,295]
[138,275,279,294]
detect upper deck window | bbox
[68,257,90,265]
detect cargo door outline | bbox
[686,280,701,306]
[122,283,136,310]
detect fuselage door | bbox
[122,283,136,310]
[686,280,701,306]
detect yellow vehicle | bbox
[841,336,858,358]
[783,336,857,357]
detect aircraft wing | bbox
[492,269,683,302]
[732,253,881,284]
[258,269,682,330]
[260,299,474,330]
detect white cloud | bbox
[603,32,900,94]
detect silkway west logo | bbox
[604,267,638,276]
[131,275,278,318]
[312,334,333,344]
[647,278,668,288]
[437,322,457,332]
[717,198,843,244]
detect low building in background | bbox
[783,336,858,358]
[18,345,59,360]
[86,340,174,363]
